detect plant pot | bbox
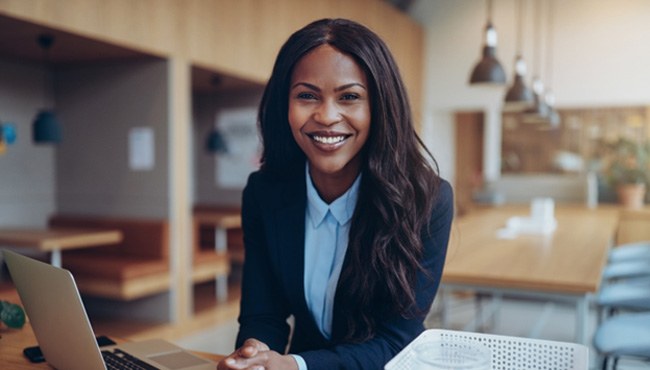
[616,183,647,209]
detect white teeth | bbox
[312,135,346,144]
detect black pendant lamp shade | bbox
[33,110,62,143]
[503,0,534,111]
[469,0,506,85]
[504,55,533,105]
[206,129,228,154]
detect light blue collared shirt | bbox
[291,164,361,370]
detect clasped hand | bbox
[217,338,298,370]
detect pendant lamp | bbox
[32,34,62,144]
[523,0,549,121]
[504,0,533,111]
[205,75,228,154]
[543,0,561,128]
[206,129,228,154]
[469,0,506,85]
[504,55,533,110]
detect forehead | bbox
[291,44,367,84]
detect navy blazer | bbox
[236,169,454,370]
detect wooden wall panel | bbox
[0,0,182,57]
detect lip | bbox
[306,131,353,152]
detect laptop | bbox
[3,249,217,370]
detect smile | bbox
[310,135,349,144]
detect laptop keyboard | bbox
[102,349,160,370]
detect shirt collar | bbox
[306,163,361,228]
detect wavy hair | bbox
[258,18,441,342]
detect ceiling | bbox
[0,14,261,92]
[0,14,148,64]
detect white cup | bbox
[531,197,554,222]
[412,339,491,370]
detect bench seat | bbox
[49,215,170,301]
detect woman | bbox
[219,18,453,370]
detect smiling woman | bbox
[218,18,454,370]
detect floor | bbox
[169,287,650,370]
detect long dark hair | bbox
[258,18,441,342]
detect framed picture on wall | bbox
[214,107,260,188]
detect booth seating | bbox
[48,215,170,301]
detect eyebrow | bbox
[290,82,367,92]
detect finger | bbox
[223,352,269,369]
[243,338,270,351]
[240,339,270,357]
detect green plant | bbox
[0,300,25,329]
[604,138,650,186]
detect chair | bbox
[593,312,650,370]
[593,273,650,370]
[601,260,650,282]
[386,329,588,370]
[596,276,650,322]
[608,241,650,263]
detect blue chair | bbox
[608,241,650,263]
[593,312,650,370]
[601,260,650,282]
[597,276,650,322]
[594,275,650,369]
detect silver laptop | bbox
[3,249,216,370]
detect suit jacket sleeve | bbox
[235,172,292,352]
[298,180,454,370]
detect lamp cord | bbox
[545,0,555,89]
[487,0,493,23]
[515,0,524,56]
[37,34,54,110]
[533,0,542,78]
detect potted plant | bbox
[0,300,25,329]
[604,138,650,209]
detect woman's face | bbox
[288,44,371,187]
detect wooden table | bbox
[0,321,224,369]
[441,205,621,345]
[193,210,241,302]
[194,211,241,252]
[0,228,122,267]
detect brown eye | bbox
[297,92,317,100]
[340,93,360,101]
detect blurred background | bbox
[0,1,649,368]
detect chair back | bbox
[385,329,588,370]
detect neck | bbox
[310,170,359,204]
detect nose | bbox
[313,99,341,126]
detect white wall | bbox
[55,59,170,218]
[0,59,56,227]
[411,0,650,186]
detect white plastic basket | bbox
[385,329,589,370]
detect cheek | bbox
[352,108,371,137]
[288,104,306,142]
